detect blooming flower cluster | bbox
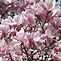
[0,0,61,61]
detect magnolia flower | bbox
[16,28,25,41]
[26,0,35,4]
[23,33,35,48]
[0,31,2,38]
[35,0,56,22]
[6,0,16,3]
[45,0,56,11]
[0,24,10,33]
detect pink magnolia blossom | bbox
[0,0,61,61]
[26,0,35,4]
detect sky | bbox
[57,0,61,3]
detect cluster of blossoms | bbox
[0,0,61,61]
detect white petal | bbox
[6,0,12,3]
[0,57,2,61]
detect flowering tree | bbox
[0,0,61,61]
